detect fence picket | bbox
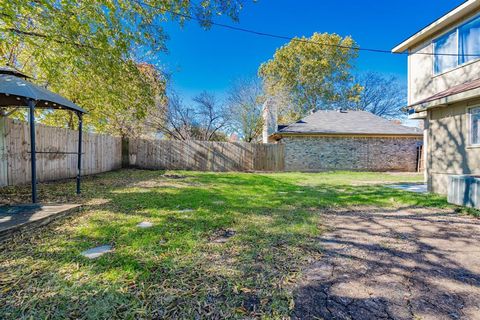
[0,118,122,186]
[128,138,284,172]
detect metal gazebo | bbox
[0,67,86,203]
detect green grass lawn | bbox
[0,170,450,319]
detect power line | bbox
[135,0,480,58]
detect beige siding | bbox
[409,42,480,105]
[408,10,480,105]
[427,101,480,194]
[405,8,480,195]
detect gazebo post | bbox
[76,112,83,194]
[28,99,37,203]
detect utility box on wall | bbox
[448,175,480,209]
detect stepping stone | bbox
[137,221,153,228]
[278,192,288,195]
[387,184,428,194]
[177,209,194,213]
[81,245,113,259]
[213,201,225,205]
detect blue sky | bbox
[159,0,462,99]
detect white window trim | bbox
[432,13,480,76]
[468,106,480,147]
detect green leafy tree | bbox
[259,32,361,121]
[0,0,247,136]
[38,62,168,137]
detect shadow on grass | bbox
[293,208,480,319]
[0,169,454,319]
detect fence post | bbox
[76,113,83,194]
[122,137,130,168]
[0,117,7,187]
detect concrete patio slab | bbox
[293,207,480,319]
[387,184,428,193]
[0,204,81,241]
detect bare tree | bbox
[193,91,229,141]
[352,72,407,118]
[147,92,195,140]
[149,91,228,141]
[324,72,406,118]
[227,78,265,142]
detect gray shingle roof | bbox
[278,110,422,136]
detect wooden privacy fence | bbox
[0,118,284,187]
[129,139,285,172]
[0,117,122,187]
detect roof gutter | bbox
[407,86,480,116]
[271,132,423,139]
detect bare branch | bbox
[227,78,265,142]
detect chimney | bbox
[262,98,278,143]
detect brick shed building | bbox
[265,109,423,172]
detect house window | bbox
[433,15,480,74]
[471,107,480,145]
[434,30,458,74]
[459,17,480,64]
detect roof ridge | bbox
[276,109,421,135]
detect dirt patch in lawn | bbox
[293,207,480,320]
[163,174,187,179]
[209,228,236,243]
[130,179,185,189]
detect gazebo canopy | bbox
[0,67,85,114]
[0,66,86,203]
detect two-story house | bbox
[393,0,480,198]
